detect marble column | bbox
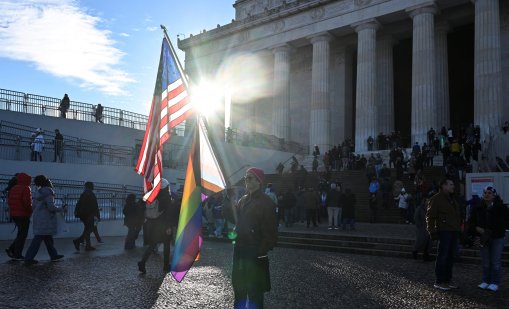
[407,3,438,145]
[353,20,379,152]
[309,33,332,153]
[331,47,354,145]
[377,35,395,135]
[473,0,503,138]
[435,20,450,130]
[272,44,292,140]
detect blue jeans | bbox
[215,219,225,237]
[25,235,59,261]
[435,231,459,284]
[480,237,505,285]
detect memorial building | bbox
[178,0,509,152]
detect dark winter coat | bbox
[144,189,178,244]
[342,192,356,219]
[468,198,509,239]
[123,198,145,228]
[75,189,100,220]
[426,192,462,234]
[223,189,278,293]
[7,173,32,218]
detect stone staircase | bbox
[275,231,509,267]
[204,230,509,267]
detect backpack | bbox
[145,199,162,219]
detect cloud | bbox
[146,26,158,32]
[0,0,134,95]
[119,32,130,37]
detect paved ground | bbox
[0,235,508,309]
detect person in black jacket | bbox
[73,182,100,251]
[137,179,179,274]
[468,186,509,292]
[223,167,277,309]
[123,193,145,250]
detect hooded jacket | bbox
[32,187,62,235]
[8,173,32,217]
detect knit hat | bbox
[161,178,169,189]
[483,186,497,196]
[246,167,264,184]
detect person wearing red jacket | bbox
[5,173,32,260]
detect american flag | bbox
[135,37,193,202]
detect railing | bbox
[0,88,148,130]
[0,120,192,169]
[1,88,308,155]
[224,127,307,154]
[0,174,143,223]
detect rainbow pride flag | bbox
[171,118,225,282]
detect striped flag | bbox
[171,118,226,282]
[135,37,192,202]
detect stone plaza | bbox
[1,234,507,308]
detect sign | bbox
[470,177,494,197]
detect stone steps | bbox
[275,232,509,266]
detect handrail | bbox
[0,88,148,130]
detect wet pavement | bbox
[0,236,508,309]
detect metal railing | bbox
[0,174,143,223]
[0,88,148,130]
[0,120,192,169]
[0,88,308,155]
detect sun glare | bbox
[190,80,223,117]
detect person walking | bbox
[5,173,32,260]
[426,178,462,291]
[137,179,178,274]
[59,94,70,118]
[223,167,277,309]
[123,193,145,250]
[73,182,100,251]
[24,175,64,265]
[468,186,509,292]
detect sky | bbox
[0,0,235,116]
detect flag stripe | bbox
[135,37,193,203]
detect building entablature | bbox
[179,0,470,61]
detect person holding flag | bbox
[223,167,278,309]
[137,178,178,274]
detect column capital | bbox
[406,1,439,19]
[351,19,380,33]
[378,34,395,45]
[435,20,450,32]
[307,32,333,44]
[271,43,294,54]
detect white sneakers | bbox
[487,284,499,292]
[479,282,499,292]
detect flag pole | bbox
[161,25,189,89]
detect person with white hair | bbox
[398,188,410,224]
[467,186,509,292]
[31,129,44,161]
[137,179,179,274]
